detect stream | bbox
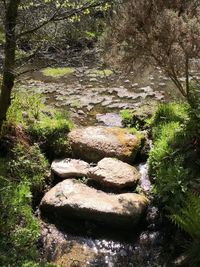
[18,53,194,266]
[40,163,166,267]
[17,51,188,127]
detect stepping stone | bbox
[51,159,90,179]
[40,179,148,228]
[68,126,143,163]
[89,158,140,189]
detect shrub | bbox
[152,156,189,209]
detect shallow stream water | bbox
[17,53,188,127]
[40,163,169,267]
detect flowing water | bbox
[40,163,169,267]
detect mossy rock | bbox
[68,126,144,163]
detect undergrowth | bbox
[0,92,67,266]
[170,193,200,267]
[4,92,73,159]
[149,101,200,265]
[0,143,50,266]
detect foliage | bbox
[41,67,75,78]
[8,144,49,194]
[7,92,45,125]
[152,155,189,209]
[170,193,200,266]
[5,92,73,160]
[106,0,200,100]
[148,102,196,210]
[120,102,158,130]
[151,103,189,130]
[0,177,40,266]
[0,92,62,266]
[28,111,72,160]
[149,101,200,264]
[149,121,182,177]
[0,142,50,266]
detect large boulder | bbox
[40,179,148,228]
[68,126,143,163]
[51,159,90,179]
[88,157,140,189]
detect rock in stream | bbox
[40,179,148,228]
[88,157,140,189]
[68,126,143,163]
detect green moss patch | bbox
[41,67,75,78]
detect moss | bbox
[41,67,75,77]
[28,111,73,160]
[120,109,134,125]
[107,127,143,157]
[70,99,81,108]
[5,92,73,160]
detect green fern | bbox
[170,194,200,266]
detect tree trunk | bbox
[0,0,20,133]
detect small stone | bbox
[22,111,29,119]
[89,78,98,82]
[158,83,166,87]
[77,110,85,115]
[124,79,131,83]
